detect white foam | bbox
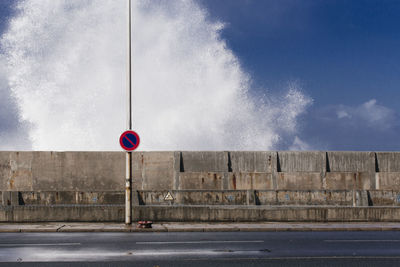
[1,0,311,151]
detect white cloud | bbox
[336,110,350,119]
[360,99,393,124]
[335,99,396,130]
[289,136,312,151]
[297,98,399,150]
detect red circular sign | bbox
[119,130,140,151]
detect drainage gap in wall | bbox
[227,152,232,172]
[367,191,374,206]
[326,152,331,172]
[179,152,184,172]
[277,152,281,172]
[18,192,25,205]
[254,191,261,205]
[375,153,380,173]
[138,191,145,205]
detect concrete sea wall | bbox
[1,151,400,222]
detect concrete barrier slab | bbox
[135,190,358,206]
[326,172,371,190]
[33,152,125,191]
[376,152,400,172]
[1,152,126,192]
[179,172,224,190]
[8,152,34,191]
[18,191,124,205]
[132,205,400,222]
[326,191,353,205]
[222,191,248,205]
[228,173,273,190]
[181,152,228,172]
[278,151,325,172]
[276,191,310,205]
[276,172,322,190]
[3,204,400,222]
[309,191,327,205]
[327,152,375,172]
[255,191,276,205]
[376,173,400,190]
[132,152,177,190]
[179,191,223,205]
[138,191,167,205]
[230,151,275,172]
[0,205,124,222]
[0,152,11,191]
[368,190,400,206]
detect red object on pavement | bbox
[137,221,153,229]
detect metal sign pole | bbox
[125,0,132,225]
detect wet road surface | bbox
[1,231,400,266]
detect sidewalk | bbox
[1,222,400,232]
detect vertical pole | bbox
[125,0,132,225]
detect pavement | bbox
[2,231,400,266]
[1,222,400,232]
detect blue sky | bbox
[0,1,14,34]
[199,0,400,150]
[0,0,399,151]
[200,0,400,107]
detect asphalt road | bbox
[1,231,400,266]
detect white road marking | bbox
[136,240,264,245]
[324,240,400,242]
[184,256,400,261]
[0,243,81,247]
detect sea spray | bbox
[0,0,311,150]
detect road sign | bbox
[120,130,140,151]
[164,191,174,201]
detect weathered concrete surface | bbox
[327,152,375,172]
[276,172,322,189]
[136,190,368,206]
[2,189,372,206]
[228,173,274,190]
[178,172,224,190]
[132,205,400,222]
[278,151,325,172]
[325,172,371,190]
[374,153,400,190]
[181,152,228,172]
[0,205,124,222]
[376,152,400,172]
[1,151,400,222]
[368,190,400,206]
[17,191,124,205]
[377,173,400,190]
[0,151,181,192]
[0,201,400,223]
[1,191,18,206]
[132,152,178,190]
[230,151,275,172]
[1,151,400,192]
[0,152,125,191]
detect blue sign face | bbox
[119,130,140,151]
[122,133,137,148]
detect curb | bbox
[1,223,400,233]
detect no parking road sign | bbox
[119,130,140,151]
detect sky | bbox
[198,0,400,150]
[0,0,399,151]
